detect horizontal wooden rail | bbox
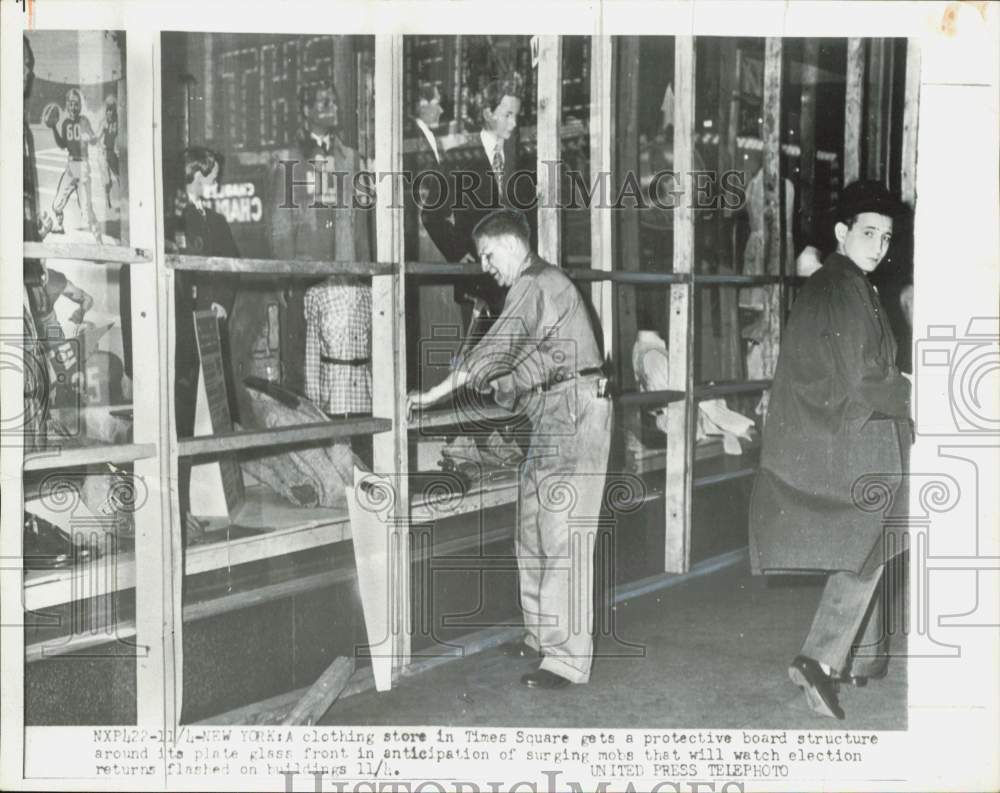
[617,389,685,407]
[24,242,151,264]
[409,404,517,431]
[405,261,482,277]
[167,254,394,277]
[24,443,157,472]
[695,379,772,398]
[693,467,758,488]
[178,417,391,457]
[568,270,688,285]
[567,271,806,287]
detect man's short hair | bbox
[298,82,338,117]
[472,74,524,129]
[414,81,439,112]
[472,209,530,246]
[836,180,902,227]
[65,88,83,105]
[184,146,223,184]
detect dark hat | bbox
[836,180,903,224]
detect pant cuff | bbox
[540,653,590,685]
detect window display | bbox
[22,31,133,453]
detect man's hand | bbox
[406,390,429,423]
[69,307,86,325]
[210,302,228,320]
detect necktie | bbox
[492,142,504,185]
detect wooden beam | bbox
[177,417,391,457]
[760,38,785,386]
[0,8,26,774]
[663,36,696,575]
[406,261,481,276]
[373,34,411,673]
[799,38,819,241]
[715,39,742,382]
[24,443,157,472]
[590,35,615,361]
[616,36,642,464]
[23,242,151,264]
[281,656,355,725]
[168,254,393,277]
[410,404,516,430]
[901,40,921,206]
[129,26,180,730]
[844,38,865,185]
[570,270,686,284]
[536,36,562,265]
[866,38,887,182]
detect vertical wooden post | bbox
[590,35,614,359]
[760,38,784,382]
[664,36,696,574]
[374,35,410,673]
[616,36,642,462]
[799,38,819,242]
[129,26,180,729]
[901,40,921,206]
[537,36,563,265]
[715,38,742,381]
[0,7,26,772]
[866,38,887,182]
[844,38,865,186]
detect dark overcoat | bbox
[749,253,911,577]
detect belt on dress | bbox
[320,355,370,366]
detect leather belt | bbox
[535,367,603,393]
[320,355,370,366]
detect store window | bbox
[22,30,139,726]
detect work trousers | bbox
[516,379,612,684]
[801,565,889,677]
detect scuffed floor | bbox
[323,556,907,730]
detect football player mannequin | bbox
[46,88,101,241]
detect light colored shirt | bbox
[415,119,440,163]
[480,129,504,173]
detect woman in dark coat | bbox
[749,180,911,720]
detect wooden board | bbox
[346,468,395,692]
[663,37,696,574]
[190,310,244,519]
[844,38,865,185]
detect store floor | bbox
[321,554,907,730]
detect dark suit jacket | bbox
[440,134,537,316]
[404,118,462,263]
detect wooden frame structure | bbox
[3,13,920,735]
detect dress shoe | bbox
[520,669,571,690]
[500,640,541,659]
[838,664,889,688]
[788,655,845,720]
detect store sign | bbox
[205,181,264,225]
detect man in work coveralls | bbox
[407,209,612,689]
[749,180,912,720]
